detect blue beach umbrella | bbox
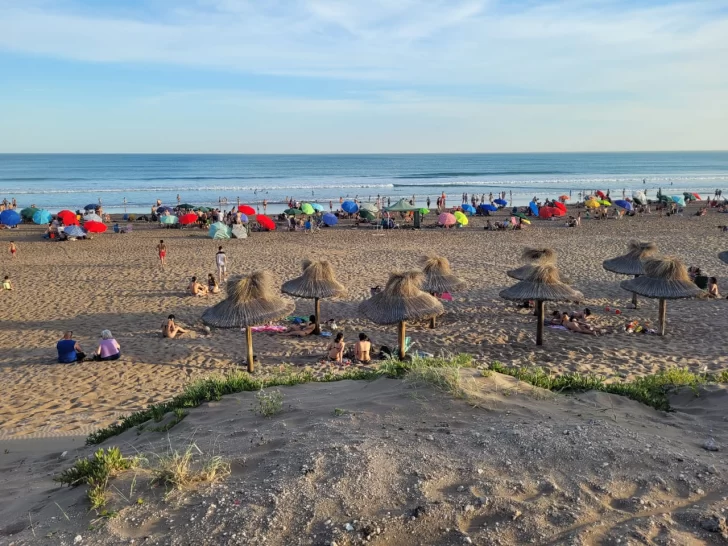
[311,203,324,212]
[33,209,53,224]
[239,213,248,223]
[322,213,338,226]
[0,210,21,227]
[494,198,507,206]
[341,200,359,214]
[461,204,476,215]
[614,199,632,211]
[84,204,97,211]
[160,215,178,225]
[209,222,231,239]
[529,202,539,216]
[671,195,686,206]
[64,225,86,238]
[482,204,498,212]
[157,206,174,215]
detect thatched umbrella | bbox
[620,256,703,336]
[359,271,443,359]
[202,271,294,372]
[420,255,465,329]
[603,240,658,309]
[500,264,583,346]
[507,247,557,281]
[719,251,728,265]
[281,259,347,335]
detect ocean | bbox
[1,152,727,214]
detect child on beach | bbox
[2,275,11,290]
[9,242,16,258]
[157,240,167,268]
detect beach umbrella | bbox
[596,191,606,199]
[419,208,430,215]
[282,260,347,335]
[461,204,476,215]
[300,203,315,215]
[692,193,702,200]
[482,204,498,213]
[84,204,97,211]
[178,203,195,210]
[64,225,86,238]
[683,192,695,202]
[180,213,198,225]
[360,203,379,213]
[719,251,728,265]
[500,264,583,346]
[84,221,106,233]
[194,206,211,212]
[359,271,443,359]
[0,210,21,227]
[671,195,686,206]
[603,240,658,308]
[20,207,39,220]
[539,207,557,219]
[202,272,295,372]
[157,206,173,215]
[599,200,612,207]
[322,213,338,226]
[84,213,103,223]
[209,222,231,239]
[521,218,531,225]
[359,209,377,222]
[438,212,456,226]
[585,200,600,209]
[454,211,468,225]
[160,215,179,225]
[632,191,647,205]
[420,255,465,328]
[559,195,569,202]
[614,200,632,211]
[507,247,557,281]
[33,209,53,224]
[515,212,528,220]
[341,201,359,214]
[256,214,275,231]
[231,224,248,239]
[384,198,420,213]
[553,201,567,213]
[311,203,324,212]
[494,198,507,206]
[620,256,703,336]
[238,205,255,215]
[284,208,302,216]
[57,210,79,225]
[529,202,539,216]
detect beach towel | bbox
[250,325,287,333]
[548,325,569,331]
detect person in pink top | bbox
[93,330,121,361]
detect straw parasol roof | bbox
[420,255,466,294]
[359,271,443,325]
[507,247,557,281]
[500,264,583,302]
[719,251,728,265]
[620,256,703,299]
[203,271,295,328]
[603,240,658,276]
[281,259,347,299]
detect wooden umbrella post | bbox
[246,326,254,373]
[536,300,545,346]
[313,297,321,335]
[398,321,407,360]
[658,298,667,336]
[632,275,640,308]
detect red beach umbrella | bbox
[438,212,456,226]
[57,210,79,225]
[84,221,107,233]
[596,190,606,199]
[539,207,556,219]
[256,214,275,231]
[180,213,198,225]
[554,201,567,213]
[692,193,702,200]
[239,205,256,215]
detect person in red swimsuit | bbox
[156,239,167,268]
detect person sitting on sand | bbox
[93,330,121,361]
[561,314,597,335]
[354,333,371,362]
[57,331,85,363]
[707,277,721,298]
[570,308,592,321]
[208,273,220,294]
[162,314,187,338]
[550,311,564,325]
[2,275,11,290]
[188,276,209,297]
[328,332,345,362]
[281,315,316,337]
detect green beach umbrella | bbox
[360,209,377,221]
[178,203,195,210]
[419,208,430,215]
[284,208,303,216]
[515,212,528,220]
[194,206,210,212]
[21,207,39,220]
[301,203,315,215]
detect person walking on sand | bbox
[216,246,227,282]
[9,241,17,259]
[157,240,167,268]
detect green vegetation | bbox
[255,389,284,417]
[489,362,726,411]
[151,442,230,495]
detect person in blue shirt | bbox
[56,331,86,363]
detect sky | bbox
[0,0,727,153]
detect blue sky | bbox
[1,0,727,153]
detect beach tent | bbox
[620,256,703,336]
[231,224,248,239]
[0,210,21,227]
[529,202,539,216]
[386,199,422,227]
[359,271,443,359]
[420,255,465,328]
[33,210,53,224]
[282,260,347,335]
[500,264,583,346]
[209,222,231,239]
[603,240,658,308]
[202,272,294,372]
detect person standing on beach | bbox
[426,196,431,209]
[263,199,268,214]
[157,240,167,269]
[9,241,17,259]
[216,246,228,283]
[329,200,333,211]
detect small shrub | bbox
[152,443,230,494]
[406,366,464,397]
[255,389,284,417]
[333,408,348,416]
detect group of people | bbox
[280,316,371,362]
[688,267,722,298]
[56,330,121,363]
[550,309,600,335]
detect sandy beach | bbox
[1,208,727,439]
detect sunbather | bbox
[561,314,597,335]
[281,315,316,337]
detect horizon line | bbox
[2,150,728,156]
